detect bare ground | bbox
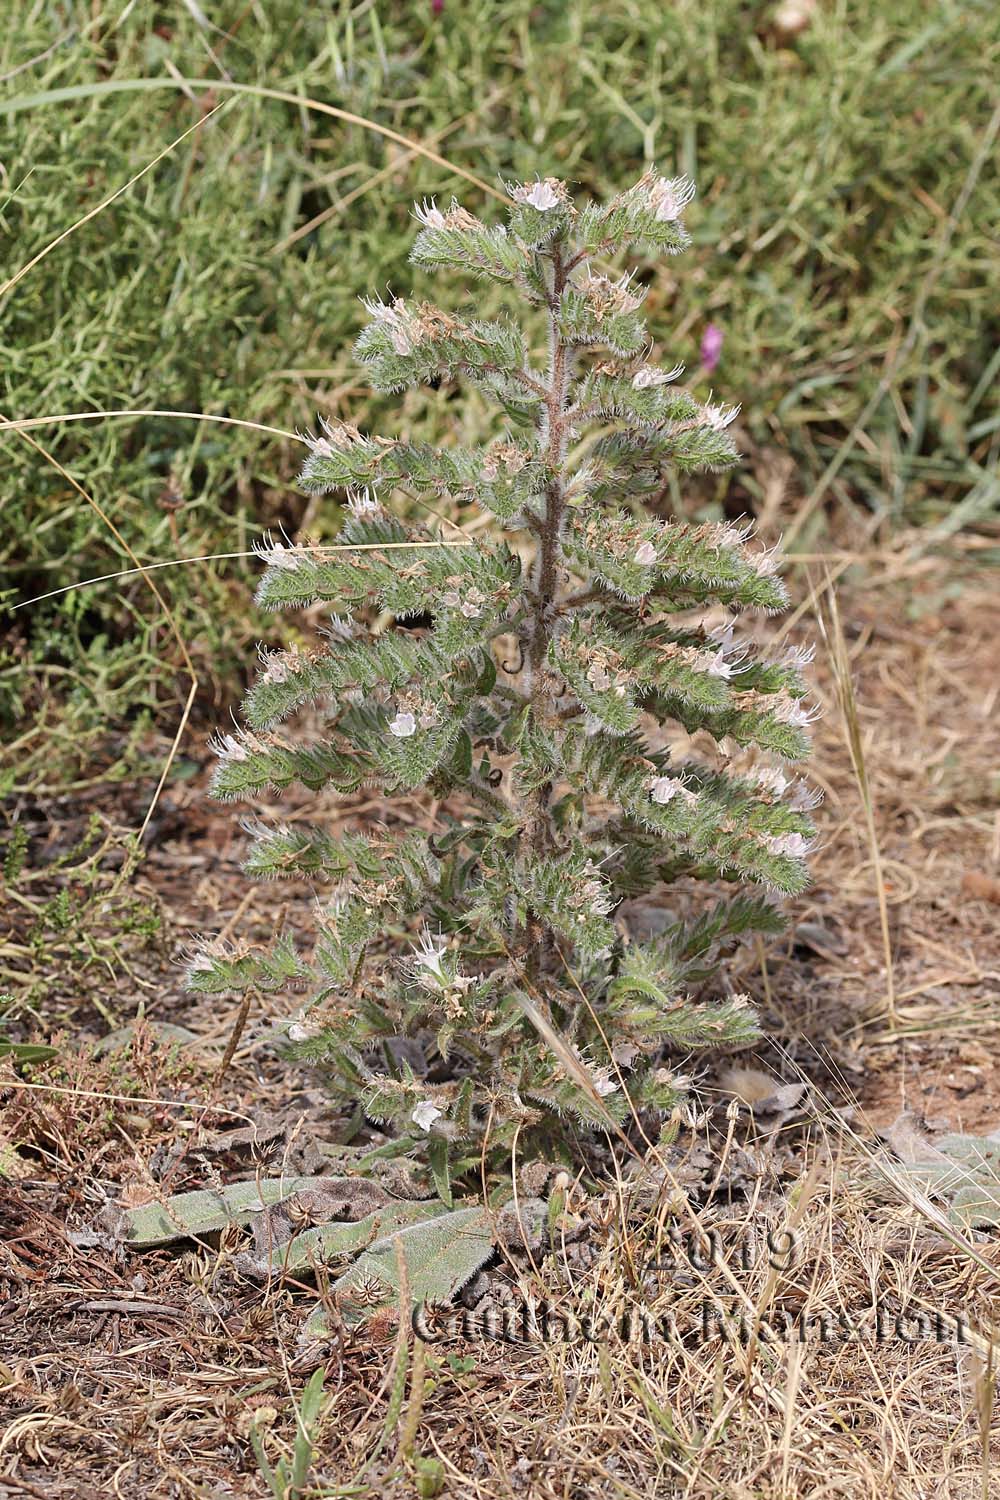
[2,542,999,1498]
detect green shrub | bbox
[4,2,997,788]
[188,172,818,1179]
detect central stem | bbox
[519,238,573,977]
[528,241,572,676]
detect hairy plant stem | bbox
[519,236,574,980]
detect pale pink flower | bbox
[413,198,446,229]
[647,174,696,223]
[517,179,562,211]
[700,324,724,374]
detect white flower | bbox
[764,832,813,859]
[389,711,417,738]
[259,650,290,686]
[460,586,486,619]
[305,432,335,457]
[650,774,686,804]
[701,401,741,431]
[709,620,736,651]
[413,197,446,229]
[347,487,381,518]
[254,536,306,571]
[752,541,783,577]
[187,950,215,974]
[323,615,358,644]
[707,621,749,672]
[647,174,696,222]
[632,362,684,389]
[593,1072,619,1098]
[517,179,562,211]
[634,540,658,566]
[210,732,247,763]
[705,654,735,680]
[287,1020,319,1043]
[774,698,821,729]
[579,875,614,917]
[361,294,421,356]
[411,1101,443,1132]
[655,1067,693,1094]
[756,767,789,798]
[781,642,816,671]
[717,520,754,550]
[410,928,449,988]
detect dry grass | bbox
[3,546,1000,1496]
[406,1157,1000,1500]
[3,1091,999,1497]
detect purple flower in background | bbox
[700,323,724,374]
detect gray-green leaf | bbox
[305,1205,494,1334]
[886,1117,1000,1228]
[243,1200,445,1277]
[122,1176,333,1248]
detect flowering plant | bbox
[188,171,817,1186]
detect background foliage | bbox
[2,0,998,788]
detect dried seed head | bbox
[347,1272,389,1307]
